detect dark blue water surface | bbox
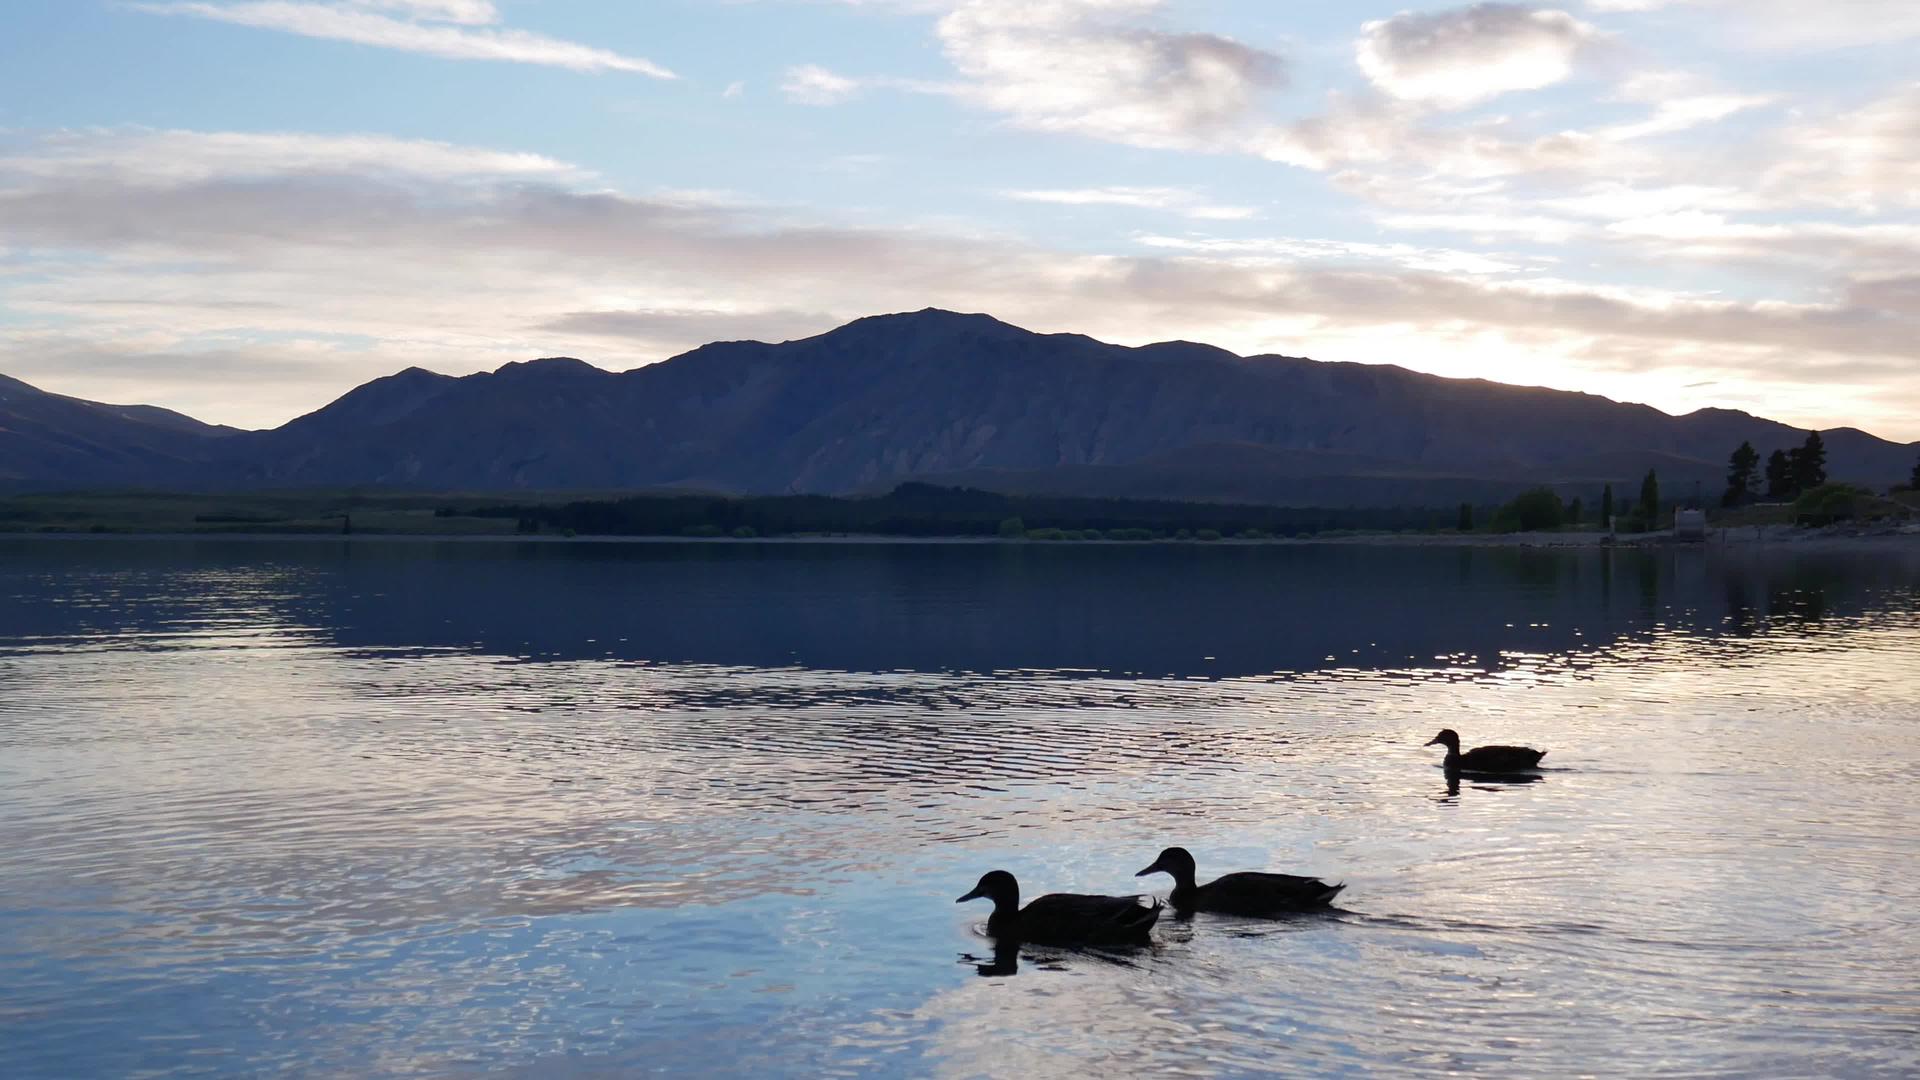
[2,537,1917,1077]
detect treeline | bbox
[453,483,1461,539]
[1723,432,1831,506]
[1719,432,1920,524]
[1470,467,1662,534]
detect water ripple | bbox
[1,539,1918,1077]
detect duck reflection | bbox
[958,936,1160,978]
[1434,771,1545,801]
[962,939,1022,977]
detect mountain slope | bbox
[0,373,236,488]
[2,309,1915,501]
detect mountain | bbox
[0,373,237,488]
[2,309,1916,503]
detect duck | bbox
[1424,728,1546,773]
[1135,846,1344,916]
[956,870,1160,946]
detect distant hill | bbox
[0,373,237,488]
[2,309,1915,504]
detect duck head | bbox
[1424,729,1462,752]
[956,870,1020,914]
[1135,846,1198,887]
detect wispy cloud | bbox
[1001,186,1258,220]
[135,1,676,76]
[1764,82,1920,211]
[0,128,581,184]
[1134,233,1527,275]
[781,64,861,105]
[1588,0,1920,48]
[354,0,496,24]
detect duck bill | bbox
[955,887,984,903]
[1423,736,1442,746]
[1134,861,1164,878]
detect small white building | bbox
[1674,508,1708,540]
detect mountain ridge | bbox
[3,308,1915,503]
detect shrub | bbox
[1793,483,1868,525]
[997,517,1026,538]
[1025,527,1067,541]
[682,523,723,537]
[731,525,758,539]
[1195,528,1222,541]
[1490,488,1565,533]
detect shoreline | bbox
[5,526,1917,552]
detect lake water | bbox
[2,537,1918,1078]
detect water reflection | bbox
[3,537,1918,677]
[1434,771,1547,802]
[957,936,1154,980]
[961,940,1021,977]
[1,538,1919,1077]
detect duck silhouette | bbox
[1424,728,1545,773]
[1135,846,1344,916]
[957,870,1159,946]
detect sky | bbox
[1,0,1917,438]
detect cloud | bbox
[1377,209,1587,243]
[353,0,496,24]
[2,127,1917,439]
[812,0,1754,197]
[1544,182,1761,219]
[135,1,675,76]
[1586,0,1920,49]
[541,308,841,348]
[1134,234,1528,275]
[1000,186,1257,220]
[934,0,1286,150]
[1597,93,1775,141]
[0,128,580,185]
[1357,3,1603,108]
[1763,83,1920,211]
[1604,215,1920,274]
[781,64,862,105]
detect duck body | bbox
[958,870,1159,946]
[1137,847,1344,917]
[1425,728,1545,773]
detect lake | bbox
[2,537,1918,1077]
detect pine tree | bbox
[1639,468,1660,524]
[1567,497,1584,526]
[1723,441,1759,506]
[1600,484,1614,527]
[1793,431,1828,491]
[1457,503,1475,532]
[1765,449,1793,498]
